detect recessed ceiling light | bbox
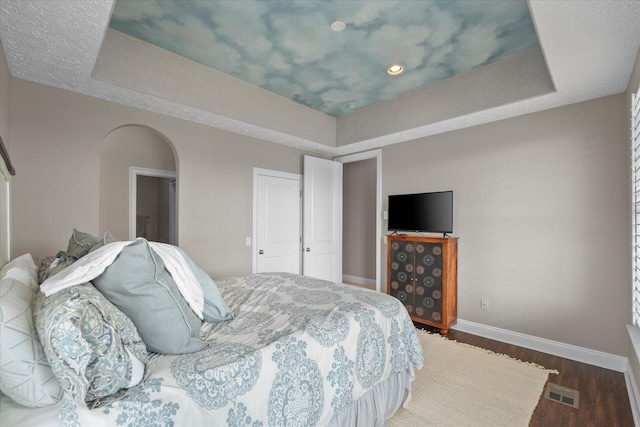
[331,20,346,32]
[387,64,404,75]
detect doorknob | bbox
[258,250,264,255]
[305,248,311,252]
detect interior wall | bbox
[382,94,630,357]
[7,74,631,358]
[343,158,376,282]
[9,78,312,278]
[135,176,172,244]
[156,177,171,243]
[0,39,9,145]
[626,45,640,410]
[100,125,176,240]
[136,176,159,241]
[0,40,11,265]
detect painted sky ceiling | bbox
[109,0,540,117]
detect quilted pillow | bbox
[92,239,208,354]
[0,253,39,292]
[33,283,148,405]
[0,257,63,407]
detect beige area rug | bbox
[391,329,558,427]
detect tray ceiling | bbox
[108,0,540,117]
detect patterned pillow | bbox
[37,256,56,284]
[36,251,78,284]
[33,283,148,405]
[0,269,63,407]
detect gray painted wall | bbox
[382,94,630,357]
[343,158,376,282]
[625,45,640,409]
[1,66,632,359]
[100,125,176,241]
[7,78,314,278]
[0,41,9,145]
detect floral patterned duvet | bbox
[57,273,424,426]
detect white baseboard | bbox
[342,274,376,287]
[452,319,628,372]
[626,325,640,426]
[625,359,640,427]
[451,319,637,425]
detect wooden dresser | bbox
[387,235,458,335]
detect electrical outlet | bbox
[481,298,489,310]
[245,237,251,246]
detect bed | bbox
[0,234,424,427]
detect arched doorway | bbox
[100,125,177,244]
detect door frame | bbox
[334,149,382,292]
[129,166,177,242]
[252,168,302,273]
[0,153,11,265]
[169,179,177,245]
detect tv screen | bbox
[388,191,453,233]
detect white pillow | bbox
[0,254,39,292]
[0,265,63,407]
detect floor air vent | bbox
[543,382,580,409]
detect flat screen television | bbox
[388,191,453,233]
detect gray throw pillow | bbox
[92,239,208,355]
[89,231,119,254]
[175,247,234,323]
[67,229,102,258]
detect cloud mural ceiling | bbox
[109,0,540,117]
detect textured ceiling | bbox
[0,1,639,157]
[108,0,540,117]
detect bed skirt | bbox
[328,364,416,427]
[1,364,416,427]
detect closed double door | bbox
[253,156,343,283]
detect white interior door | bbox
[254,170,301,274]
[303,155,342,283]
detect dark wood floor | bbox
[416,324,635,427]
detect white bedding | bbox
[2,273,424,426]
[40,239,206,319]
